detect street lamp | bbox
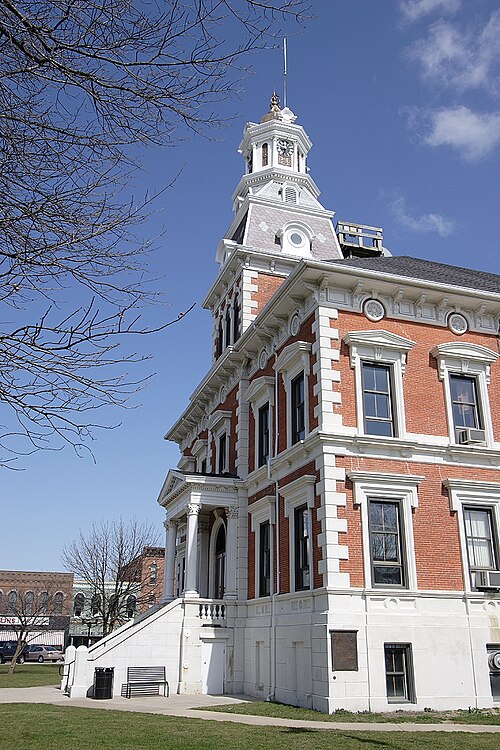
[81,618,96,647]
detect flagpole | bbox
[283,37,287,108]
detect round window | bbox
[290,232,304,246]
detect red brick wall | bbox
[252,272,286,315]
[337,457,500,590]
[337,310,500,439]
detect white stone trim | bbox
[236,379,249,480]
[315,448,349,589]
[343,330,416,439]
[312,307,342,432]
[191,439,208,472]
[274,341,312,448]
[431,342,498,447]
[347,470,423,591]
[444,478,500,594]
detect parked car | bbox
[0,640,29,664]
[25,644,64,663]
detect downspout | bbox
[268,357,280,702]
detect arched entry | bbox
[213,522,226,599]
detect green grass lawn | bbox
[1,704,499,750]
[0,664,60,688]
[202,701,500,725]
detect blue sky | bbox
[3,0,499,572]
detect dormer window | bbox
[277,221,313,257]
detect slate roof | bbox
[328,255,500,295]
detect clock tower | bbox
[204,94,343,362]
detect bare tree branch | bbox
[0,0,309,463]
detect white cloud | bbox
[400,0,461,23]
[425,106,500,161]
[388,193,455,237]
[409,11,500,91]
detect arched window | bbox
[7,590,17,613]
[54,592,64,615]
[233,294,240,343]
[262,142,269,167]
[91,593,101,615]
[225,307,231,347]
[73,592,85,616]
[126,595,137,618]
[39,591,49,614]
[24,591,35,615]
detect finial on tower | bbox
[260,92,281,123]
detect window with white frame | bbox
[444,479,500,591]
[274,341,312,449]
[208,410,232,476]
[248,495,275,598]
[344,330,415,439]
[369,499,406,586]
[348,471,422,590]
[245,377,274,472]
[281,475,316,593]
[431,342,498,447]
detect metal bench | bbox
[122,666,169,698]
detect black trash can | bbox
[93,667,114,699]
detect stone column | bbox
[184,503,200,598]
[224,506,239,600]
[162,518,177,603]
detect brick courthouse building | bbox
[66,97,500,711]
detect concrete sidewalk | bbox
[0,685,499,733]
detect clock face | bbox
[277,139,294,156]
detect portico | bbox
[158,470,244,603]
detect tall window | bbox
[126,595,137,618]
[225,307,231,347]
[361,363,395,436]
[91,593,101,615]
[369,500,405,587]
[450,374,482,433]
[464,507,498,584]
[262,142,268,166]
[73,593,85,616]
[233,294,240,343]
[7,590,17,613]
[384,644,415,703]
[218,432,227,474]
[149,563,158,584]
[24,591,34,615]
[39,591,48,614]
[259,521,271,597]
[216,318,223,358]
[257,403,270,467]
[294,504,310,591]
[54,592,64,615]
[291,372,305,444]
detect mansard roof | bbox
[329,256,500,295]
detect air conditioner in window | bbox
[456,428,486,445]
[475,570,500,590]
[488,651,500,672]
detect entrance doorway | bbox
[201,640,226,694]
